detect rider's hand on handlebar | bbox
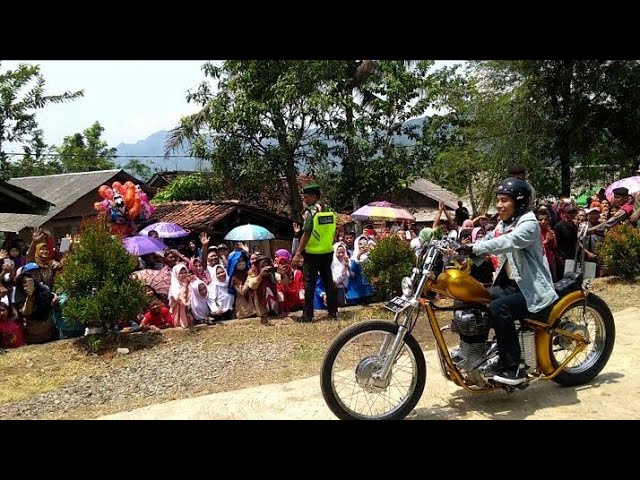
[455,244,474,256]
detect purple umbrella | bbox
[604,176,640,202]
[122,235,167,256]
[139,222,189,239]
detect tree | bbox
[0,62,83,180]
[152,173,224,203]
[122,159,152,181]
[8,129,63,177]
[166,61,337,220]
[469,61,640,196]
[56,121,117,172]
[55,217,147,334]
[323,60,453,211]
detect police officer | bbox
[292,183,338,322]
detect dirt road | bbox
[101,307,640,420]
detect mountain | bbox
[115,130,200,172]
[115,116,430,173]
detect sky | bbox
[1,60,464,148]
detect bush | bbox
[595,224,640,280]
[364,236,415,301]
[56,217,148,333]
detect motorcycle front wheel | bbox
[320,320,426,420]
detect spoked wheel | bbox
[320,321,426,420]
[550,294,615,387]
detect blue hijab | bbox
[226,250,250,294]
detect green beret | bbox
[302,183,321,195]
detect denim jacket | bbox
[473,211,558,313]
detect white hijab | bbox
[331,242,349,287]
[168,263,189,303]
[351,235,373,264]
[208,265,234,313]
[189,279,211,320]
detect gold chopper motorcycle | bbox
[320,224,615,420]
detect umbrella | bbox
[350,201,415,222]
[139,222,189,239]
[604,176,640,202]
[224,224,275,241]
[122,235,167,256]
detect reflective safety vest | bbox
[305,209,337,254]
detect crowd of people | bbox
[2,171,639,352]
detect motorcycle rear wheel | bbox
[550,294,615,387]
[320,320,426,420]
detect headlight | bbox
[401,276,413,297]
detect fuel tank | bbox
[433,268,492,304]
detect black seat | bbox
[553,271,582,297]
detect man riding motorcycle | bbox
[457,177,559,385]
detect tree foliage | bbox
[56,121,116,173]
[363,236,415,301]
[56,217,147,331]
[0,62,83,180]
[417,60,640,212]
[122,158,152,181]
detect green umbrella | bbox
[576,188,597,207]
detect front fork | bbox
[372,305,418,382]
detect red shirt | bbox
[142,307,174,327]
[0,320,25,349]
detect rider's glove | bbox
[456,244,474,256]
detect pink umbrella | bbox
[351,201,415,222]
[604,176,640,202]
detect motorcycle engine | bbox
[450,309,491,372]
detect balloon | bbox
[101,199,110,209]
[98,185,114,200]
[127,196,142,221]
[112,182,125,196]
[94,201,105,212]
[124,181,135,191]
[124,184,136,209]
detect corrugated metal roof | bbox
[408,178,460,210]
[0,180,53,215]
[0,170,147,233]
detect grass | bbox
[2,278,639,418]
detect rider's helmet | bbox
[495,177,532,218]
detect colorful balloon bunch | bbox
[94,181,155,235]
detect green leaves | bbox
[0,62,83,180]
[56,121,117,173]
[56,218,147,329]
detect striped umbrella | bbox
[350,201,415,222]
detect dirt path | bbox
[101,307,640,420]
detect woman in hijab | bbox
[346,235,374,305]
[31,242,61,289]
[208,265,234,322]
[168,263,192,328]
[14,272,55,344]
[246,256,279,325]
[331,242,350,307]
[189,278,211,325]
[189,257,210,284]
[228,252,257,319]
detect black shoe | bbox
[298,317,313,323]
[328,313,338,321]
[493,366,527,386]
